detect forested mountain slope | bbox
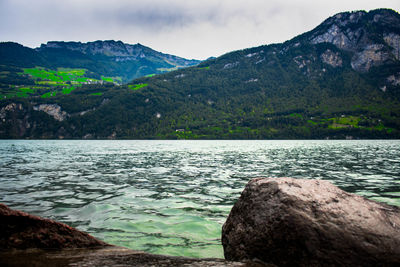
[1,9,399,139]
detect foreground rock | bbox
[0,203,108,249]
[0,247,259,267]
[222,177,400,266]
[0,204,261,266]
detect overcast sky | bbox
[1,0,399,60]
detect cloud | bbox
[0,0,399,59]
[95,1,262,31]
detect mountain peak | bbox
[308,9,400,50]
[316,8,399,30]
[295,9,400,72]
[39,40,138,57]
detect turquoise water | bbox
[0,140,399,258]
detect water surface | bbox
[0,140,399,258]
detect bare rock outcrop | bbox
[309,10,400,73]
[384,33,400,60]
[320,49,342,68]
[387,73,400,86]
[350,44,392,72]
[222,177,400,266]
[311,24,355,51]
[0,103,23,120]
[33,104,68,122]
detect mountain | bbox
[0,40,200,82]
[39,41,198,67]
[1,8,400,139]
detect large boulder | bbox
[222,177,400,266]
[0,203,108,249]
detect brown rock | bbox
[0,247,263,267]
[222,178,400,266]
[0,204,266,266]
[0,203,108,250]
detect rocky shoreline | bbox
[1,178,400,266]
[0,203,262,266]
[1,247,260,267]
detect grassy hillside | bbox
[0,65,120,99]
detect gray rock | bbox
[222,177,400,266]
[223,62,239,69]
[308,9,400,73]
[387,73,400,86]
[350,44,392,72]
[320,49,342,68]
[311,24,354,51]
[384,33,400,60]
[39,41,200,66]
[33,104,69,122]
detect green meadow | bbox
[90,92,103,96]
[128,83,148,90]
[0,67,121,99]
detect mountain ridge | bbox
[0,8,399,139]
[38,40,200,66]
[0,40,200,82]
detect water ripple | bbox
[0,140,399,258]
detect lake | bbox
[0,140,399,258]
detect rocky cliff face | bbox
[0,103,32,138]
[308,9,400,72]
[319,49,343,67]
[43,40,133,57]
[0,102,77,139]
[33,104,68,122]
[39,40,200,67]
